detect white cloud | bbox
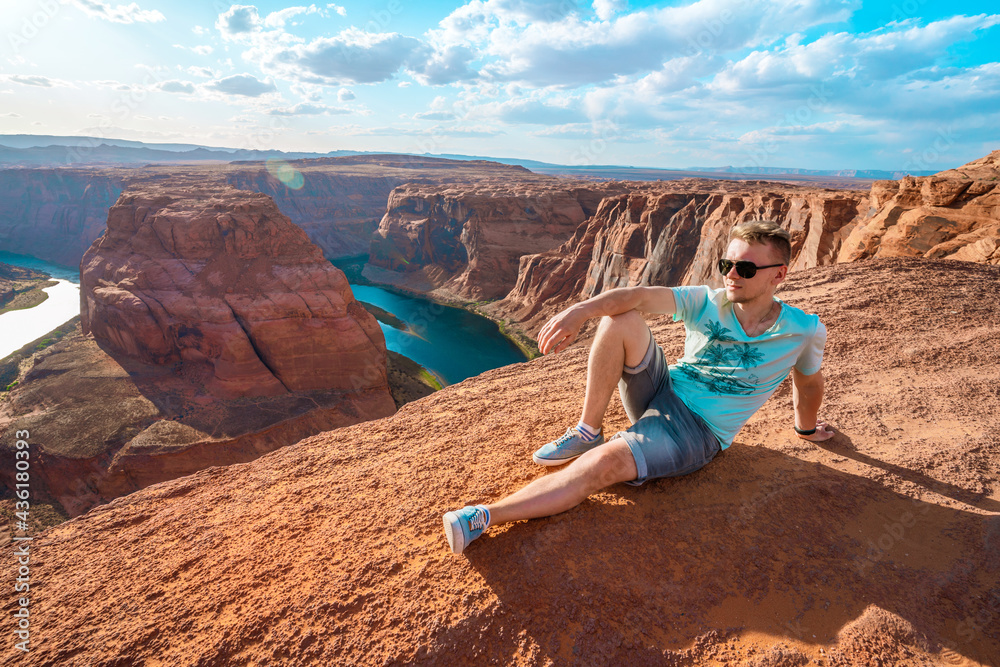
[252,28,426,85]
[158,80,196,94]
[192,25,208,35]
[68,0,165,24]
[216,5,263,38]
[186,66,216,78]
[173,44,215,56]
[414,110,456,121]
[410,44,477,85]
[4,74,72,88]
[327,3,346,16]
[431,0,861,87]
[263,5,324,28]
[337,88,355,101]
[593,0,624,21]
[205,73,278,97]
[266,102,351,115]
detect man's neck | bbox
[733,292,777,334]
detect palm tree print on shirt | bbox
[677,320,763,395]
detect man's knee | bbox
[576,439,637,489]
[596,310,650,367]
[598,309,645,333]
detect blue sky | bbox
[0,0,998,170]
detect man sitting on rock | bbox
[443,220,835,554]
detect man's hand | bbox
[797,420,835,442]
[537,307,587,355]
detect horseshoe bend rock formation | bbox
[1,183,396,516]
[490,180,866,330]
[80,184,393,398]
[15,258,1000,666]
[365,178,628,300]
[840,150,1000,264]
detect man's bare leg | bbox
[487,437,638,525]
[443,310,651,553]
[579,310,653,431]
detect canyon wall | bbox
[482,181,867,328]
[224,168,409,259]
[366,180,628,300]
[840,149,1000,264]
[0,168,125,267]
[0,156,533,270]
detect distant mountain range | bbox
[0,134,936,179]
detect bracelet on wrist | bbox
[794,425,817,436]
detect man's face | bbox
[722,238,787,304]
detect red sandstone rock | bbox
[839,150,1000,263]
[10,258,1000,665]
[0,168,125,266]
[80,184,393,399]
[366,179,628,300]
[0,156,535,269]
[492,180,865,333]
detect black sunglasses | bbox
[718,259,784,279]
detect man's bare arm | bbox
[791,368,834,442]
[537,286,676,355]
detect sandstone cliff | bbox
[10,258,999,665]
[224,155,532,260]
[80,184,391,398]
[490,180,866,330]
[0,168,125,267]
[0,156,533,271]
[840,150,1000,263]
[366,179,628,300]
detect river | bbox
[0,252,81,360]
[0,253,528,385]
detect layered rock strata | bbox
[840,150,1000,263]
[0,156,533,269]
[224,155,533,260]
[0,168,125,267]
[366,180,628,300]
[80,184,392,399]
[490,180,866,329]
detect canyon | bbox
[15,257,1000,666]
[1,150,999,664]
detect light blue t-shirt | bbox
[669,285,827,449]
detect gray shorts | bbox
[613,328,722,486]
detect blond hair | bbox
[729,220,791,265]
